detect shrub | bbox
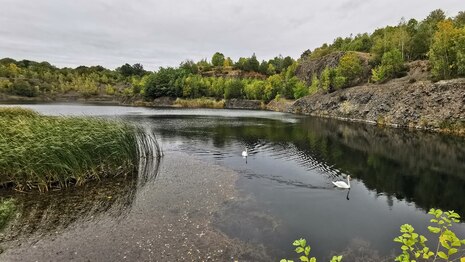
[9,79,38,97]
[394,209,465,262]
[281,238,343,262]
[224,79,244,99]
[371,49,406,83]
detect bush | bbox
[9,79,38,97]
[244,80,266,100]
[224,79,244,99]
[293,80,309,99]
[394,209,465,262]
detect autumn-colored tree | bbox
[429,20,465,80]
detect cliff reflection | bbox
[152,115,465,217]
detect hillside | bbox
[290,64,465,134]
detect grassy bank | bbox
[174,97,225,108]
[0,107,140,191]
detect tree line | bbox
[0,9,463,100]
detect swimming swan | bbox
[242,148,248,157]
[332,175,351,189]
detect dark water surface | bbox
[2,104,465,260]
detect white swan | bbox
[332,175,351,189]
[242,148,248,157]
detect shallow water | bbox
[2,103,465,260]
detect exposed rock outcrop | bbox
[295,51,372,86]
[290,77,465,134]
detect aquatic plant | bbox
[0,107,142,191]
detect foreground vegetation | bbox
[0,198,15,231]
[0,107,140,191]
[282,209,465,262]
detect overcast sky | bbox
[0,0,463,70]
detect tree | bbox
[244,80,266,100]
[117,63,133,77]
[211,52,225,67]
[197,59,211,72]
[292,79,308,99]
[300,49,312,60]
[336,52,363,87]
[224,79,243,99]
[179,60,199,74]
[144,67,184,99]
[132,63,146,76]
[371,48,406,83]
[454,11,465,27]
[235,57,248,71]
[264,74,283,101]
[223,57,233,67]
[267,64,277,75]
[429,20,465,80]
[247,53,260,72]
[282,56,294,71]
[258,60,269,75]
[9,79,38,97]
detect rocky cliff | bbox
[295,51,372,86]
[290,76,465,134]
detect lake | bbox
[1,103,465,261]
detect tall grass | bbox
[0,107,141,191]
[174,97,225,109]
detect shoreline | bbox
[1,78,464,136]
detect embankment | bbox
[290,78,465,134]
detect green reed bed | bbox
[174,97,225,109]
[0,107,140,191]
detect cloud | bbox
[0,0,463,70]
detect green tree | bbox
[144,67,185,99]
[454,11,465,27]
[179,60,199,74]
[264,74,283,101]
[293,80,308,99]
[429,20,465,80]
[9,79,38,97]
[247,53,260,72]
[211,52,225,67]
[336,52,363,86]
[224,79,243,99]
[235,57,248,71]
[258,60,269,75]
[244,80,266,100]
[371,49,406,83]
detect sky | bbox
[0,0,463,71]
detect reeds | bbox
[0,107,140,191]
[174,98,225,109]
